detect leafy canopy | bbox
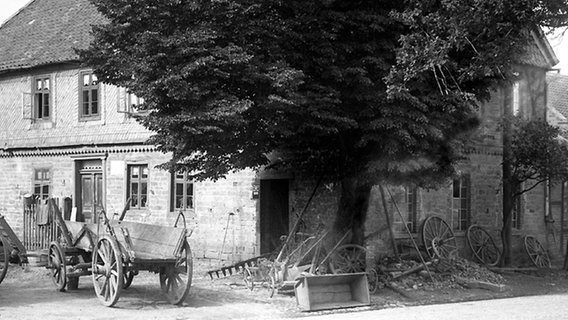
[80,0,568,185]
[510,117,568,194]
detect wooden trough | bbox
[294,272,370,311]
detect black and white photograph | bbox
[1,1,568,319]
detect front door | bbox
[80,173,103,223]
[76,159,103,223]
[259,179,289,254]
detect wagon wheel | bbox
[160,240,193,305]
[329,244,367,274]
[0,235,9,285]
[524,235,551,268]
[421,216,457,259]
[467,225,501,266]
[123,270,135,289]
[92,236,123,307]
[48,241,67,291]
[242,267,255,291]
[367,268,378,294]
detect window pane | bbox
[35,94,42,118]
[132,182,139,194]
[131,195,138,207]
[43,94,49,117]
[186,195,193,209]
[453,180,460,198]
[186,183,193,197]
[44,78,49,90]
[91,74,98,85]
[140,195,147,208]
[91,101,98,115]
[176,183,183,196]
[131,167,139,178]
[36,79,42,90]
[175,196,183,209]
[142,166,148,179]
[42,185,49,195]
[83,74,90,86]
[141,182,147,195]
[34,185,41,194]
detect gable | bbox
[0,0,105,73]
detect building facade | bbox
[0,0,562,267]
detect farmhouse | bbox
[0,0,563,267]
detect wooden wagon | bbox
[46,199,192,307]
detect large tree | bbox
[80,0,568,244]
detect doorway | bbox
[75,159,103,223]
[259,179,289,254]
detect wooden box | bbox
[294,273,370,311]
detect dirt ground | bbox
[1,258,568,319]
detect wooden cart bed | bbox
[62,219,186,263]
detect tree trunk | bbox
[333,177,372,246]
[501,85,513,267]
[501,179,514,267]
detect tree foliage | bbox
[79,0,568,241]
[510,117,568,192]
[79,0,567,186]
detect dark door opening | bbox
[260,179,289,254]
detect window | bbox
[117,87,147,114]
[512,81,520,116]
[451,175,471,231]
[33,76,50,120]
[33,168,51,200]
[170,172,194,211]
[393,187,417,233]
[127,165,148,209]
[80,71,100,119]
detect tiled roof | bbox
[519,29,559,69]
[547,73,568,119]
[0,122,151,149]
[0,0,104,72]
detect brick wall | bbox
[0,148,259,262]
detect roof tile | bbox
[0,0,105,72]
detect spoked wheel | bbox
[524,235,551,268]
[467,225,501,266]
[329,244,367,274]
[160,240,193,305]
[123,270,135,289]
[421,216,457,259]
[0,235,9,285]
[367,268,378,294]
[92,236,123,307]
[48,241,67,291]
[243,267,255,291]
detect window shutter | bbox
[117,87,128,113]
[22,92,32,119]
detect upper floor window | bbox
[33,168,51,200]
[170,172,194,211]
[127,164,148,209]
[512,81,520,116]
[451,174,471,232]
[33,76,50,120]
[80,71,100,119]
[393,186,417,233]
[117,87,147,115]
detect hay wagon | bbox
[46,200,192,307]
